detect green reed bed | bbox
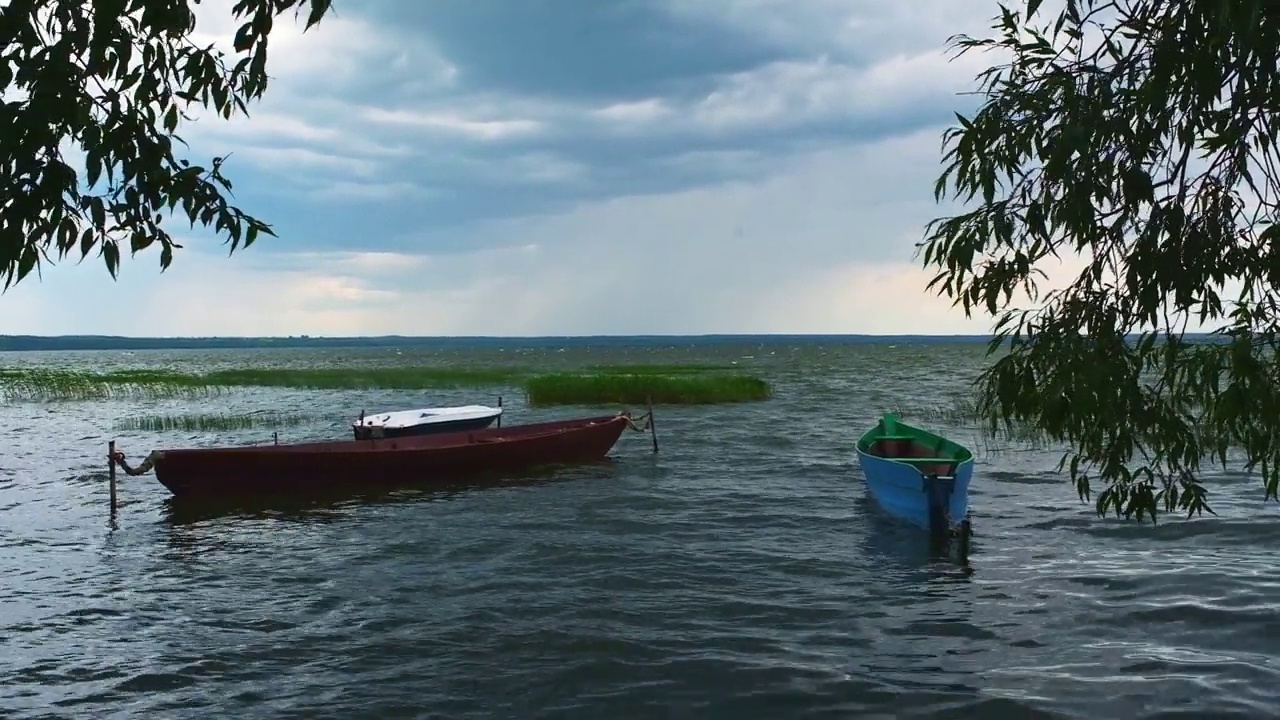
[201,367,523,390]
[0,366,522,401]
[0,364,773,406]
[0,368,219,402]
[581,363,742,375]
[113,411,314,433]
[524,372,773,406]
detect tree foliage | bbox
[0,0,334,289]
[922,0,1280,522]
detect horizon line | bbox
[1,332,1001,340]
[0,331,1228,340]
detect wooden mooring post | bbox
[497,395,503,428]
[107,440,118,513]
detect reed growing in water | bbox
[0,366,523,401]
[113,412,314,432]
[0,368,219,402]
[201,367,523,389]
[580,363,741,375]
[0,364,774,405]
[524,372,773,406]
[890,397,1059,450]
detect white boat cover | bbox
[352,404,503,430]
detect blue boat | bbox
[855,413,975,540]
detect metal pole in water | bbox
[107,440,117,513]
[646,394,659,453]
[497,395,502,428]
[956,517,972,562]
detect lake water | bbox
[2,339,1278,719]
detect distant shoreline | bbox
[0,334,996,352]
[0,333,1223,352]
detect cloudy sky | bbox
[4,0,1078,337]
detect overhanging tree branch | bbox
[921,0,1280,523]
[0,0,335,289]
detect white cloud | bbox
[190,110,409,159]
[728,50,982,127]
[161,1,449,190]
[233,146,381,177]
[2,2,1065,337]
[298,179,437,203]
[450,152,590,186]
[658,0,999,60]
[591,98,675,124]
[360,108,544,141]
[186,0,457,93]
[291,251,431,275]
[587,46,991,137]
[2,127,1021,336]
[155,0,1002,215]
[748,262,989,334]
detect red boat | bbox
[109,413,648,499]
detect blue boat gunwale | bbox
[855,414,974,474]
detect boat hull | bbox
[856,450,974,531]
[854,413,975,532]
[351,412,499,440]
[149,415,631,499]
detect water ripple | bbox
[2,343,1279,718]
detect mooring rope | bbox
[110,450,164,477]
[618,410,654,433]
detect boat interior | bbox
[866,435,960,478]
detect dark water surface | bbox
[2,340,1279,719]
